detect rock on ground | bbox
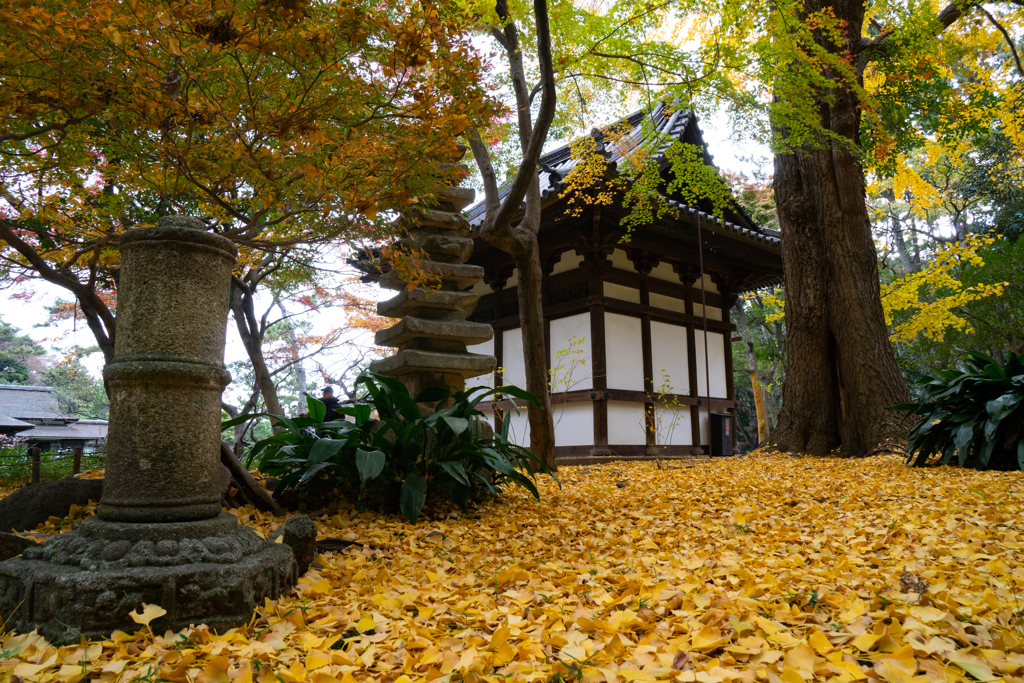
[270,514,318,575]
[0,531,37,561]
[0,476,104,532]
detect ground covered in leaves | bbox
[4,454,1024,683]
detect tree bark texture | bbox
[770,0,909,457]
[230,280,285,420]
[467,0,558,469]
[513,241,557,470]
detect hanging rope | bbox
[696,210,711,416]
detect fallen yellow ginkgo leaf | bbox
[128,602,167,626]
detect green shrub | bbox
[225,372,552,522]
[892,350,1024,470]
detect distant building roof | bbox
[0,384,72,421]
[18,420,108,441]
[0,413,33,432]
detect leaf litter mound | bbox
[3,454,1024,683]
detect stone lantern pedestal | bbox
[0,217,295,644]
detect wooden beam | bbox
[492,390,734,410]
[490,296,737,333]
[721,283,738,450]
[675,265,703,454]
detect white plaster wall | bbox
[691,274,718,293]
[501,328,526,389]
[697,406,710,446]
[506,406,531,447]
[650,321,689,394]
[694,331,728,398]
[604,283,640,304]
[654,403,692,446]
[649,261,678,283]
[551,251,584,275]
[607,401,647,445]
[507,268,519,289]
[553,402,594,446]
[692,303,723,321]
[604,313,644,391]
[469,280,492,296]
[649,292,686,313]
[466,338,494,386]
[611,249,636,272]
[549,313,592,391]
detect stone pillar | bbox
[101,219,235,522]
[0,217,296,644]
[371,176,496,395]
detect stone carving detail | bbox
[371,150,497,395]
[0,217,296,644]
[23,516,269,570]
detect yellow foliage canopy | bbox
[881,234,1007,343]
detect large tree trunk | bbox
[513,241,556,470]
[770,0,909,457]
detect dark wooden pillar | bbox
[628,248,659,454]
[541,252,562,387]
[717,278,740,450]
[30,447,41,484]
[580,211,613,456]
[674,263,703,454]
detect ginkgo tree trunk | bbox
[767,0,991,457]
[466,0,558,469]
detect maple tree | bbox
[0,0,495,375]
[5,454,1024,680]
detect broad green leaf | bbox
[439,460,470,486]
[355,448,386,484]
[442,416,470,436]
[400,473,428,523]
[308,438,346,465]
[221,412,267,429]
[306,394,327,423]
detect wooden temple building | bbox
[461,105,783,461]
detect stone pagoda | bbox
[371,171,496,395]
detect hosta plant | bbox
[224,372,552,522]
[891,350,1024,470]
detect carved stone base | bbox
[0,513,296,644]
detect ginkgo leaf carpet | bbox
[3,453,1023,683]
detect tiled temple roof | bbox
[466,103,781,248]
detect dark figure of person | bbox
[320,385,341,422]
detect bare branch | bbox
[0,115,89,144]
[977,4,1024,78]
[859,0,965,56]
[478,0,557,248]
[466,127,500,216]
